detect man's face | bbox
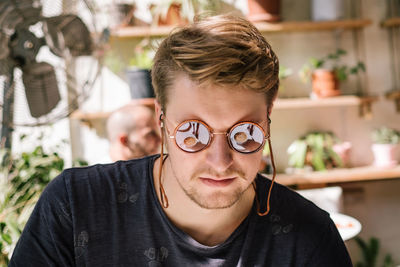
[157,73,269,209]
[127,110,160,158]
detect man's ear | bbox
[118,134,129,146]
[154,100,163,127]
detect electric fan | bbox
[0,0,104,148]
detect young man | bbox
[10,15,352,266]
[107,103,160,161]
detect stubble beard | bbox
[169,160,253,209]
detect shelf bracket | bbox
[386,90,400,112]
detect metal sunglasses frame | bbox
[163,118,270,154]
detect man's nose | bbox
[205,134,234,173]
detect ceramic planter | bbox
[125,68,155,99]
[247,0,281,22]
[311,69,340,98]
[371,143,399,168]
[333,142,352,167]
[311,0,344,21]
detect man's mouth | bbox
[199,177,236,187]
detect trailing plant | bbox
[279,65,292,80]
[355,237,396,267]
[277,65,292,95]
[128,38,161,70]
[371,127,400,145]
[299,48,365,83]
[0,145,87,265]
[287,131,343,171]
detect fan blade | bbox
[44,14,93,57]
[0,59,14,76]
[42,21,64,57]
[0,32,10,60]
[22,62,61,118]
[0,0,42,31]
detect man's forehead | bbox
[164,76,268,128]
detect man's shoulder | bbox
[256,174,330,225]
[45,155,158,198]
[64,155,157,181]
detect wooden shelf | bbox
[386,90,400,100]
[111,25,176,38]
[381,17,400,27]
[273,165,400,188]
[274,95,377,110]
[111,19,372,39]
[254,19,372,33]
[71,96,377,124]
[71,110,110,121]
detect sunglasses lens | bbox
[175,121,210,152]
[229,123,265,153]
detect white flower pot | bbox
[311,0,344,21]
[371,144,399,168]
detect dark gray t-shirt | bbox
[10,155,352,266]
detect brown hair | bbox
[151,14,279,111]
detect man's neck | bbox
[153,157,255,246]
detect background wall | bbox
[271,0,400,263]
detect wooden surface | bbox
[74,96,377,122]
[386,91,400,100]
[274,95,377,110]
[254,19,372,33]
[381,17,400,27]
[111,19,372,39]
[274,165,400,188]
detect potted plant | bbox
[0,135,88,263]
[149,0,219,26]
[110,2,149,28]
[286,131,344,172]
[354,237,396,267]
[371,127,400,168]
[0,146,63,263]
[125,40,156,99]
[299,49,365,98]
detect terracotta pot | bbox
[247,0,281,22]
[311,69,340,98]
[371,144,399,168]
[156,3,188,26]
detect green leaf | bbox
[1,234,12,245]
[336,48,347,56]
[335,66,348,81]
[288,140,307,168]
[358,62,366,72]
[382,254,394,267]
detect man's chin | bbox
[187,189,244,210]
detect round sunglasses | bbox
[163,118,270,154]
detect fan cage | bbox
[0,0,105,127]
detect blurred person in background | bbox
[107,102,160,161]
